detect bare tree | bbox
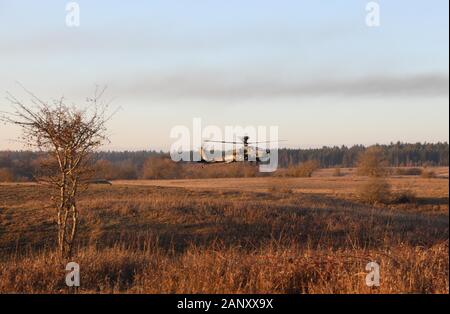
[356,146,387,177]
[1,86,111,258]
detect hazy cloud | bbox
[116,72,449,101]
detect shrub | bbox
[421,169,437,179]
[395,168,422,176]
[356,146,387,177]
[267,184,293,194]
[142,156,183,179]
[115,160,139,180]
[391,189,417,204]
[94,159,115,180]
[287,160,320,177]
[333,168,342,177]
[0,167,14,182]
[358,178,391,205]
[181,163,259,179]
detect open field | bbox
[114,167,449,198]
[0,168,448,293]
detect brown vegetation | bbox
[333,168,342,177]
[94,159,138,180]
[285,160,320,177]
[421,169,437,179]
[357,146,387,177]
[0,172,448,293]
[357,178,392,205]
[142,156,183,179]
[391,189,417,204]
[395,168,422,176]
[357,178,418,205]
[0,168,14,182]
[1,87,110,258]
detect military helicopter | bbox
[198,136,284,164]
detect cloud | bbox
[115,72,449,101]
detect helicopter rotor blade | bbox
[204,139,287,145]
[204,140,242,144]
[247,140,287,144]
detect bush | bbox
[0,167,14,182]
[359,180,418,206]
[357,147,387,177]
[142,156,183,179]
[287,160,320,177]
[395,168,422,176]
[94,159,115,180]
[114,160,139,180]
[421,169,437,179]
[358,178,391,205]
[391,189,417,204]
[333,168,342,177]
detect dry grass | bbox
[357,178,392,205]
[421,169,437,179]
[284,160,320,178]
[1,241,447,294]
[0,169,448,294]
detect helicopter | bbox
[198,136,285,164]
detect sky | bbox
[0,0,448,151]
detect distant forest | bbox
[0,142,448,181]
[278,142,449,168]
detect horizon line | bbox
[0,140,448,154]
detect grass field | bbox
[0,168,448,293]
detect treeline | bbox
[0,142,448,182]
[0,150,163,182]
[278,142,449,168]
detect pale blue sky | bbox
[0,0,448,150]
